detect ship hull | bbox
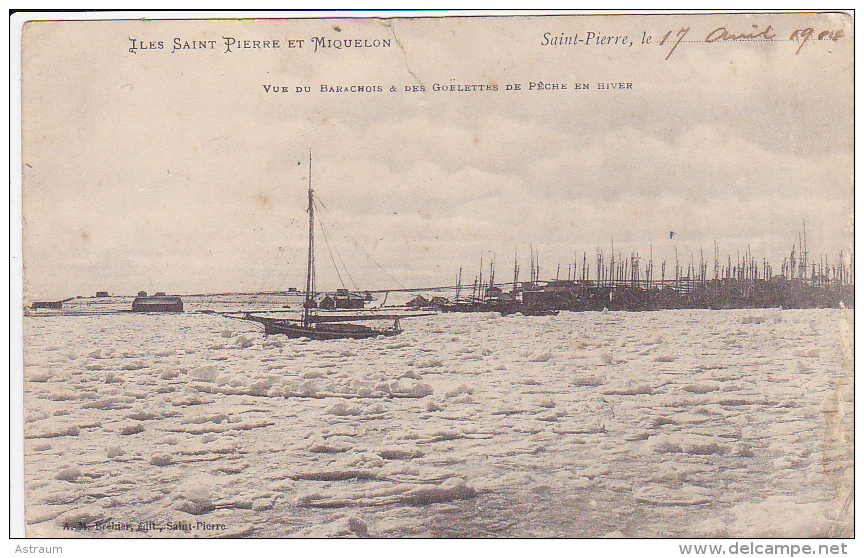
[248,316,402,340]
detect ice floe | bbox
[21,308,853,537]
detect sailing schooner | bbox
[242,153,403,340]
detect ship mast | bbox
[303,152,315,327]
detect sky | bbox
[19,13,853,300]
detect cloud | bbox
[20,16,853,298]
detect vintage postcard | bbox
[15,11,853,540]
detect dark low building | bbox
[334,289,366,309]
[30,300,63,309]
[131,293,183,312]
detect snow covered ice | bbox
[22,307,854,537]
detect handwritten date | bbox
[790,27,844,55]
[656,23,845,59]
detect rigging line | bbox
[255,225,305,312]
[271,227,306,294]
[315,194,407,290]
[254,255,282,311]
[261,242,302,313]
[272,221,306,283]
[317,209,347,290]
[339,251,359,291]
[237,203,305,310]
[315,199,358,290]
[261,246,294,305]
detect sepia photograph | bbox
[13,10,853,541]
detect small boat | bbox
[243,154,402,340]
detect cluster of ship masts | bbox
[455,233,853,302]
